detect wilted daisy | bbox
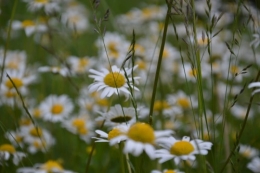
[17,160,76,173]
[247,157,260,173]
[110,122,173,159]
[0,143,26,165]
[39,95,74,122]
[156,136,213,164]
[96,104,137,127]
[88,65,139,99]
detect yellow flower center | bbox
[96,98,109,106]
[33,140,46,148]
[177,98,190,108]
[127,123,155,144]
[104,72,125,88]
[19,118,32,126]
[6,62,19,69]
[110,115,132,123]
[5,77,23,89]
[137,61,147,70]
[164,170,176,173]
[108,128,124,140]
[33,108,42,118]
[29,127,43,137]
[15,135,24,143]
[163,49,169,59]
[0,144,16,153]
[153,100,171,112]
[108,42,119,58]
[135,44,145,54]
[170,141,195,156]
[4,90,16,98]
[42,160,64,171]
[51,104,64,114]
[22,20,35,27]
[72,118,88,135]
[35,0,48,4]
[230,65,239,75]
[188,68,197,77]
[241,150,252,158]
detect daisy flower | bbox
[38,65,70,77]
[247,157,260,173]
[39,95,74,122]
[151,169,184,173]
[88,65,140,99]
[62,114,94,143]
[110,122,173,159]
[0,144,26,165]
[93,124,130,144]
[156,136,213,164]
[17,160,76,173]
[96,104,137,127]
[67,55,95,74]
[20,125,55,153]
[239,144,259,159]
[22,0,61,14]
[12,19,47,36]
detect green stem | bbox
[220,69,260,173]
[119,143,126,173]
[0,0,18,86]
[148,0,172,125]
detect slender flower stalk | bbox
[148,0,173,125]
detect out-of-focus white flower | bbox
[239,144,259,159]
[38,66,70,77]
[39,95,74,122]
[17,160,76,173]
[62,114,94,143]
[22,0,61,14]
[0,144,26,165]
[247,157,260,173]
[12,19,47,36]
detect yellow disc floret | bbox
[127,123,155,144]
[5,78,23,89]
[42,160,63,171]
[30,127,43,137]
[170,141,195,156]
[0,144,16,153]
[51,104,64,114]
[177,98,190,108]
[164,170,176,173]
[104,72,125,88]
[108,128,124,140]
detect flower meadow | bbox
[1,0,260,172]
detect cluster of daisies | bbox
[1,0,260,172]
